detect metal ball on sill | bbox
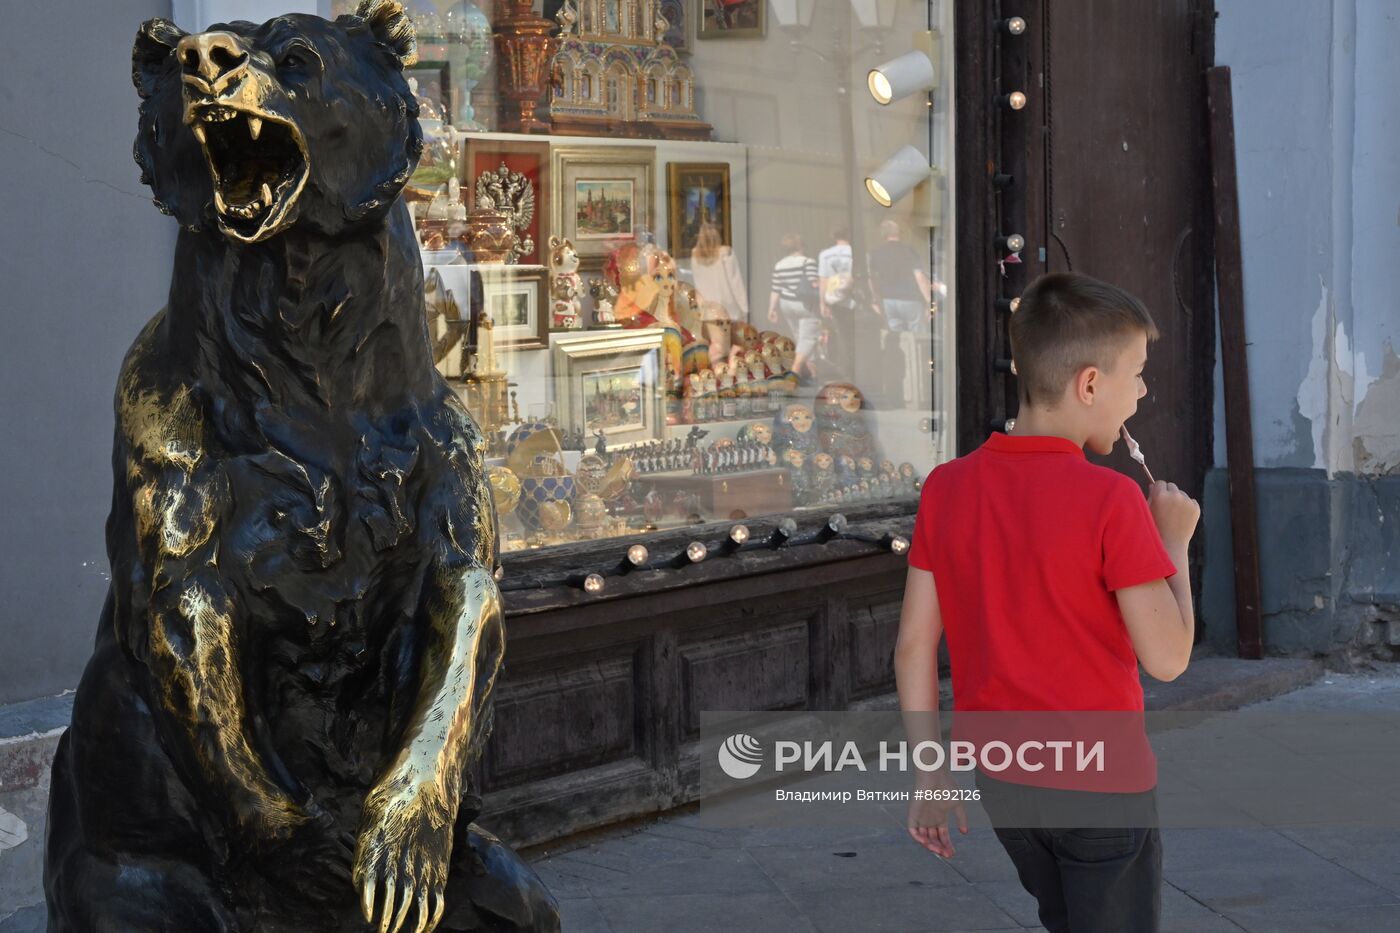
[729,524,751,546]
[686,541,708,563]
[827,514,848,535]
[626,544,649,567]
[582,573,605,595]
[889,535,911,556]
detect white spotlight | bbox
[867,31,939,105]
[865,146,930,208]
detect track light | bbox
[569,572,606,595]
[674,540,708,567]
[865,146,926,207]
[817,513,849,542]
[770,517,799,547]
[995,297,1022,313]
[886,534,910,555]
[998,16,1027,36]
[998,91,1028,110]
[617,544,649,573]
[721,524,751,554]
[996,233,1025,253]
[864,147,944,225]
[867,31,939,105]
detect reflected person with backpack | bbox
[767,232,822,386]
[818,226,858,378]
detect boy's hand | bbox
[1148,481,1200,548]
[907,771,969,858]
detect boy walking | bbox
[894,272,1201,933]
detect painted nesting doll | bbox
[815,381,879,463]
[772,402,820,460]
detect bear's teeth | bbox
[247,116,263,141]
[261,182,273,206]
[192,124,207,145]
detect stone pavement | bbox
[4,659,1398,932]
[527,664,1400,933]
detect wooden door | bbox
[957,2,1217,508]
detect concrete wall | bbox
[1206,0,1399,659]
[0,0,176,706]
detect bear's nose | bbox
[178,31,248,86]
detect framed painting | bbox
[666,162,731,256]
[661,0,688,50]
[553,329,666,448]
[552,147,655,270]
[464,139,550,265]
[477,264,549,351]
[697,0,765,39]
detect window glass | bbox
[331,0,954,552]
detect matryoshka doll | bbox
[815,382,878,463]
[743,348,769,412]
[699,368,719,422]
[609,241,664,324]
[772,402,820,460]
[811,451,837,500]
[899,462,920,494]
[781,447,812,504]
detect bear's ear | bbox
[133,18,188,99]
[355,0,418,68]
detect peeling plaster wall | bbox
[0,0,176,705]
[1208,0,1400,658]
[1215,0,1399,475]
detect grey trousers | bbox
[975,771,1162,933]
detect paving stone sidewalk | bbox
[5,660,1399,932]
[527,664,1400,933]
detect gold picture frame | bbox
[551,146,656,270]
[552,329,666,449]
[697,0,765,39]
[666,162,731,256]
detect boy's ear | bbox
[1075,366,1099,405]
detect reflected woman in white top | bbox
[688,222,749,324]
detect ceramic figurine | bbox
[548,235,584,329]
[588,277,619,325]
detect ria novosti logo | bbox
[717,733,764,779]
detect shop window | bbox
[344,0,955,553]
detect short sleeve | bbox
[804,257,819,283]
[906,470,938,571]
[1101,476,1178,591]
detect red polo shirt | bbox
[908,433,1178,789]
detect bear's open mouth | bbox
[189,104,309,242]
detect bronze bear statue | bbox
[43,4,559,931]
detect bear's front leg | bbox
[354,563,505,933]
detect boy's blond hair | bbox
[1010,272,1159,407]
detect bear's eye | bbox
[276,43,319,73]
